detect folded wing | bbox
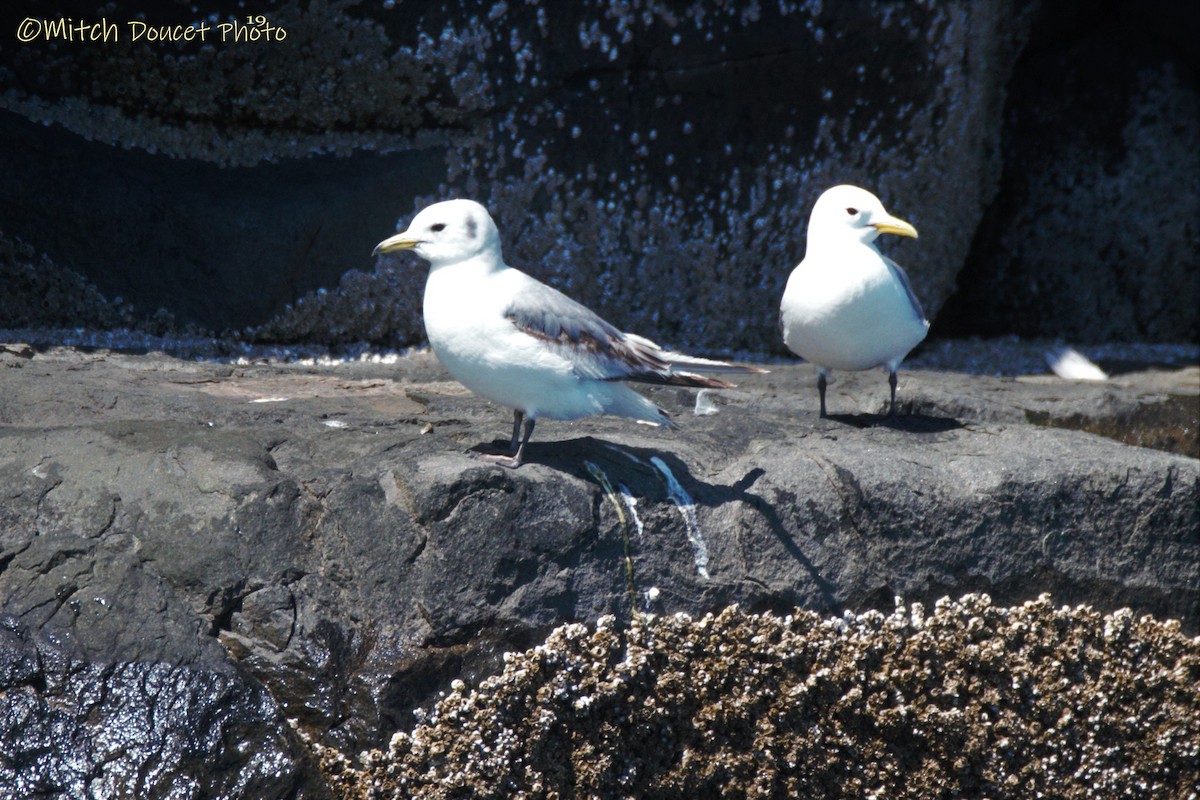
[502,271,762,388]
[882,255,928,324]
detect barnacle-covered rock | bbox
[323,597,1200,799]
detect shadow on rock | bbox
[512,436,839,611]
[825,412,964,433]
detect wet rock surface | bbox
[0,343,1196,797]
[321,597,1200,800]
[0,614,326,799]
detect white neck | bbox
[807,230,880,259]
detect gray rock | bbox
[1,346,1196,790]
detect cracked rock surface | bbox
[0,344,1196,797]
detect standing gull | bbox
[780,185,928,417]
[374,199,764,468]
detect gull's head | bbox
[372,199,502,268]
[807,184,918,249]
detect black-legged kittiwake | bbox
[780,185,929,417]
[374,199,764,468]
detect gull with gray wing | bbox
[374,199,764,467]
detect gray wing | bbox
[503,271,733,388]
[883,255,928,323]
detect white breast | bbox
[422,264,611,419]
[781,245,927,371]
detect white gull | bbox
[780,185,928,416]
[374,199,764,467]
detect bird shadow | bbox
[824,412,963,433]
[479,435,837,609]
[467,439,522,461]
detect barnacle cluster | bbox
[0,230,142,330]
[319,594,1199,799]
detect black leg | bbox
[888,370,898,416]
[818,371,828,418]
[477,417,536,469]
[510,417,535,467]
[509,410,524,452]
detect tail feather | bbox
[659,351,769,374]
[619,370,737,389]
[606,382,678,427]
[621,332,769,377]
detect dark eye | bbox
[430,223,446,232]
[846,208,858,216]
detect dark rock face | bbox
[940,2,1200,342]
[5,2,1194,346]
[0,232,142,331]
[0,115,434,343]
[0,346,1196,799]
[5,3,1196,348]
[4,1,1031,350]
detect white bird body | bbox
[781,243,927,371]
[423,262,665,423]
[780,185,929,415]
[375,199,763,465]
